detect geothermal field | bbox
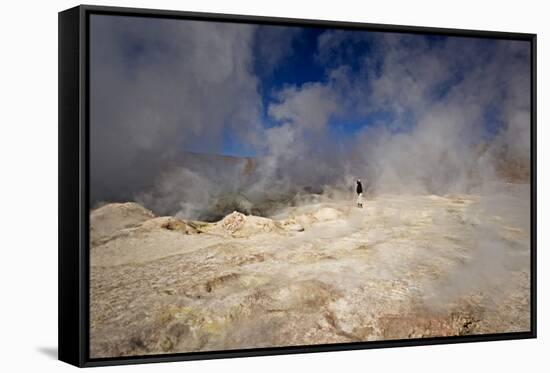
[89,183,530,358]
[88,16,532,358]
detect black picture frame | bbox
[58,4,537,368]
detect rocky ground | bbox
[89,185,531,358]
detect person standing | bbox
[356,179,363,208]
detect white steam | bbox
[89,17,531,221]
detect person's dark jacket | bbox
[356,181,363,194]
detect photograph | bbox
[88,13,532,358]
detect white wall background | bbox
[0,0,546,371]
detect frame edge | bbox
[58,5,85,368]
[60,4,537,367]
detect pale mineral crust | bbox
[89,186,530,358]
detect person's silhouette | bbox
[356,179,363,208]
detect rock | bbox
[89,191,530,358]
[143,216,200,234]
[278,219,305,232]
[217,211,282,237]
[220,211,247,233]
[90,202,155,245]
[285,223,305,232]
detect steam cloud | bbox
[90,15,531,221]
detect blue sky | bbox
[218,25,528,157]
[91,16,530,158]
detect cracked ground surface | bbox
[89,185,530,358]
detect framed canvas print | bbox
[58,4,537,367]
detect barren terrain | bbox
[90,184,530,358]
